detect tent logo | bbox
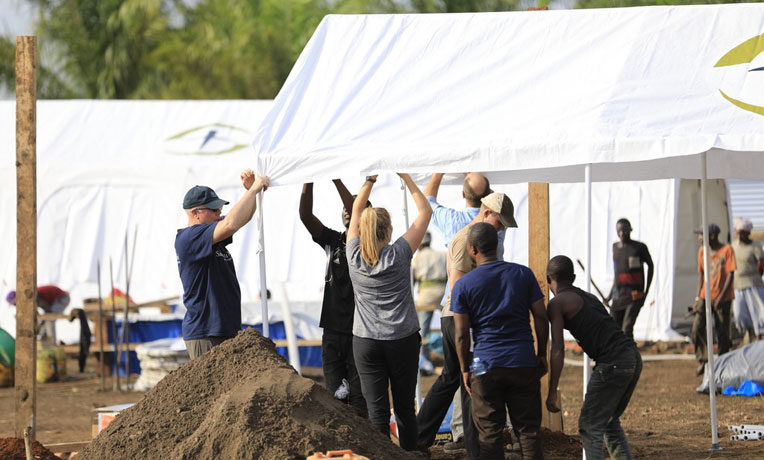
[715,33,764,116]
[164,123,252,155]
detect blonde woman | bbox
[346,173,432,451]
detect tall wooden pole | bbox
[15,35,37,439]
[528,182,564,431]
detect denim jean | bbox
[353,332,420,450]
[322,331,367,417]
[579,348,642,460]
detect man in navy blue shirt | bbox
[452,223,548,460]
[175,169,269,359]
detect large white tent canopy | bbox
[253,4,764,184]
[250,4,764,449]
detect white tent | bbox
[250,4,764,448]
[0,101,717,344]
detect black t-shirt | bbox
[612,240,652,309]
[314,227,354,334]
[563,286,635,362]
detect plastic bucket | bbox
[0,328,14,368]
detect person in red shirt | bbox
[691,223,736,376]
[6,285,70,344]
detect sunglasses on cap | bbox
[193,206,221,213]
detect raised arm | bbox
[423,173,444,198]
[213,170,268,244]
[299,183,325,240]
[347,176,376,243]
[546,298,565,413]
[399,173,433,252]
[333,179,355,215]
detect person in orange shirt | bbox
[691,223,736,376]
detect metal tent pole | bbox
[583,164,592,460]
[257,191,270,338]
[278,283,301,375]
[700,151,721,450]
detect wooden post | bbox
[528,182,564,432]
[15,35,37,439]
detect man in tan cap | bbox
[416,191,517,457]
[732,217,764,343]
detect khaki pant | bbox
[185,337,228,359]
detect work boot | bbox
[443,439,466,455]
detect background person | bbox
[176,170,269,359]
[6,285,70,345]
[731,217,764,343]
[452,223,548,460]
[345,173,432,451]
[299,180,368,416]
[411,231,447,376]
[546,255,641,460]
[691,223,736,375]
[604,218,654,341]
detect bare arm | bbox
[399,173,433,252]
[423,173,444,198]
[454,312,473,396]
[347,176,376,243]
[212,171,269,244]
[530,298,549,377]
[298,183,325,240]
[643,248,655,297]
[333,179,354,214]
[546,298,565,413]
[715,272,734,309]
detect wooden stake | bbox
[15,35,37,440]
[97,261,105,391]
[528,182,564,432]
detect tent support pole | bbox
[257,191,270,338]
[278,282,301,375]
[401,178,422,411]
[700,151,721,450]
[583,164,592,460]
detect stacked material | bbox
[133,338,188,391]
[77,329,421,460]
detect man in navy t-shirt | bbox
[451,222,548,460]
[175,169,269,359]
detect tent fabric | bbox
[252,5,764,185]
[697,341,764,394]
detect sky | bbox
[0,0,36,36]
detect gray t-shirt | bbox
[346,236,420,340]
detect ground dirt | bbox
[0,339,762,459]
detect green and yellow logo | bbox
[715,33,764,116]
[164,123,251,155]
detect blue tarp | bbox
[107,320,322,376]
[723,380,764,397]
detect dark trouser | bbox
[579,348,642,460]
[322,330,367,417]
[353,332,420,450]
[470,367,542,460]
[691,300,732,364]
[416,316,480,458]
[610,298,645,341]
[184,336,228,360]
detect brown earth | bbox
[0,342,763,459]
[77,329,420,460]
[0,437,61,460]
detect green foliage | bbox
[576,0,764,8]
[0,0,524,99]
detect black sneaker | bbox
[696,363,706,376]
[443,439,466,455]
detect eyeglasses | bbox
[193,207,221,213]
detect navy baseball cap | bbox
[183,186,229,210]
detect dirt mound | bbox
[0,438,61,460]
[539,427,582,458]
[77,329,419,460]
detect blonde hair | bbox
[360,207,391,266]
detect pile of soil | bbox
[0,437,61,460]
[77,329,420,460]
[539,427,582,458]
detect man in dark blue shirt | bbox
[452,223,548,460]
[175,169,269,359]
